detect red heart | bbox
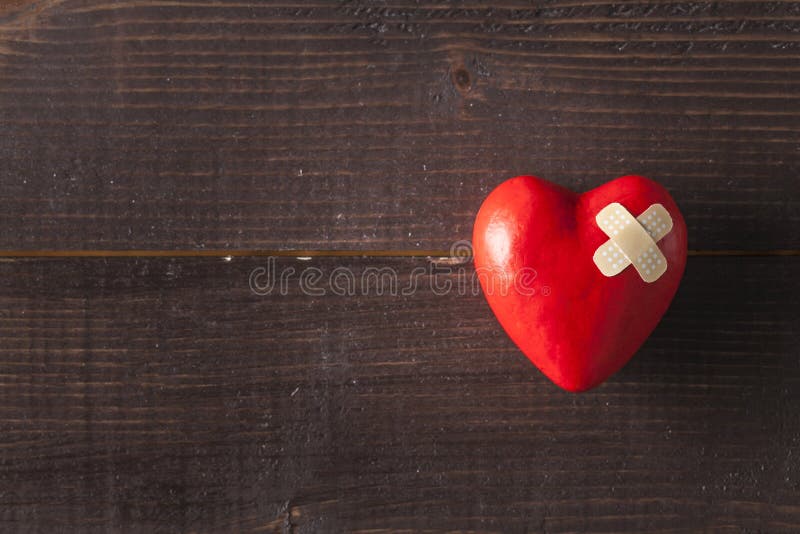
[472,175,687,392]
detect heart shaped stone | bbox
[472,175,687,392]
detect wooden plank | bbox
[0,255,797,531]
[0,1,799,251]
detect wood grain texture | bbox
[0,0,799,250]
[2,2,799,532]
[0,255,797,532]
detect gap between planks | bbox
[0,249,798,258]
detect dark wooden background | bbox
[1,1,799,532]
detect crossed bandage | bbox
[592,203,673,283]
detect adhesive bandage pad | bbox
[592,203,673,283]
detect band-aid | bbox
[592,203,673,283]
